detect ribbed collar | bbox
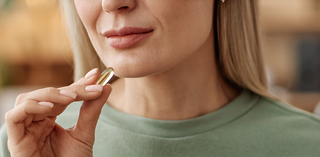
[100,90,259,138]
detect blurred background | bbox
[0,0,320,125]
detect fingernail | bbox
[85,68,98,79]
[39,102,54,108]
[59,90,77,99]
[85,85,103,92]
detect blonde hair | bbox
[60,0,274,99]
[60,0,105,80]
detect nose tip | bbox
[102,0,135,13]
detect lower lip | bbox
[106,31,153,49]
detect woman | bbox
[1,0,320,156]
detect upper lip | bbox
[103,27,153,38]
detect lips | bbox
[103,27,153,49]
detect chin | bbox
[106,62,163,78]
[100,50,179,78]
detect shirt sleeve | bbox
[0,124,10,157]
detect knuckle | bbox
[45,87,57,95]
[75,77,85,85]
[17,102,28,115]
[73,80,80,85]
[20,100,30,108]
[70,84,79,93]
[17,100,33,114]
[15,93,26,105]
[5,111,11,121]
[45,87,57,100]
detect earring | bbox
[221,0,225,2]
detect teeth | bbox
[95,68,115,86]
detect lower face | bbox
[74,0,215,78]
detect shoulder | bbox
[234,91,320,130]
[228,94,320,156]
[254,96,320,126]
[244,95,320,143]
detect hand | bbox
[5,68,112,157]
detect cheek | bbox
[74,0,101,30]
[150,0,214,55]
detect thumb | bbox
[69,84,112,146]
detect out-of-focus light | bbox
[0,0,14,10]
[25,0,57,8]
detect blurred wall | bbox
[0,0,74,125]
[0,0,73,87]
[260,0,320,112]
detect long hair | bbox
[60,0,274,99]
[215,0,273,98]
[60,0,105,80]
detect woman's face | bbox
[74,0,214,77]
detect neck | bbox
[108,34,239,120]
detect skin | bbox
[75,0,239,120]
[6,70,112,157]
[6,0,239,156]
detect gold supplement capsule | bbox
[95,68,114,86]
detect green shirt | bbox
[1,90,320,157]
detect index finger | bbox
[5,100,54,145]
[59,68,115,101]
[71,68,100,86]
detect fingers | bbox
[9,100,53,124]
[59,84,103,101]
[5,100,54,145]
[5,68,106,156]
[15,68,103,106]
[15,86,104,118]
[62,68,103,101]
[71,68,100,86]
[17,85,103,104]
[9,132,39,157]
[70,84,112,146]
[15,88,76,107]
